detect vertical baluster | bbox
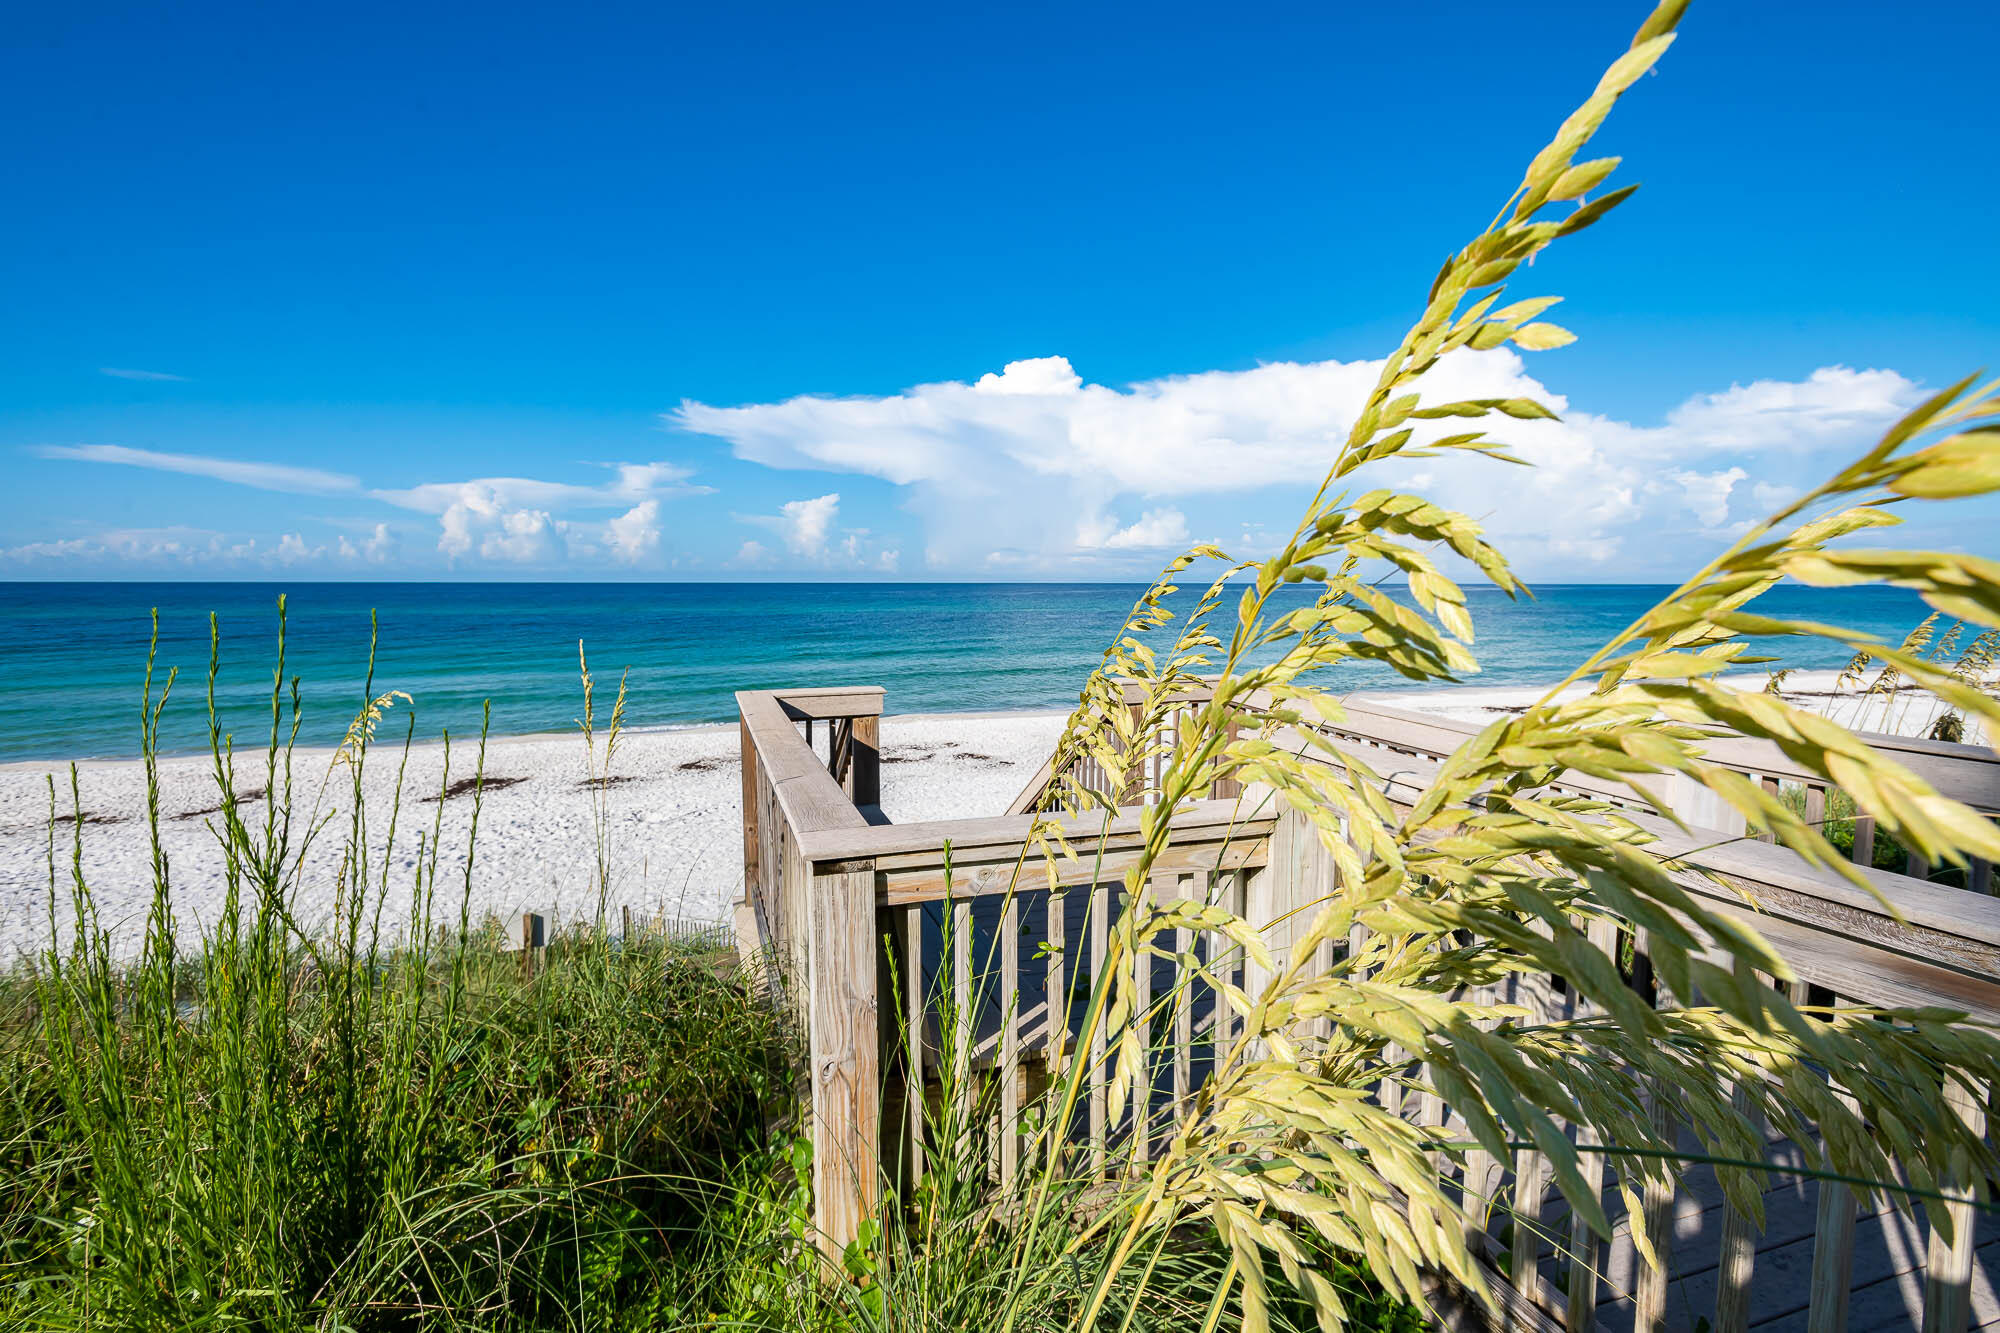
[1564,915,1619,1333]
[1132,873,1158,1169]
[1461,939,1500,1249]
[952,897,974,1137]
[1214,714,1242,800]
[903,903,927,1187]
[1459,953,1497,1247]
[1047,886,1067,1088]
[1174,874,1194,1117]
[1803,784,1827,842]
[1564,1132,1605,1331]
[1211,870,1240,1063]
[1920,1077,1988,1333]
[999,889,1020,1185]
[1972,857,1993,896]
[1089,881,1110,1175]
[1851,812,1876,867]
[1511,1148,1548,1318]
[1713,1081,1758,1333]
[1633,1096,1677,1333]
[1805,1083,1861,1333]
[1375,851,1402,1116]
[1043,884,1068,1175]
[1755,775,1782,842]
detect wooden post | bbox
[877,902,907,1198]
[849,714,881,808]
[1802,784,1826,838]
[740,717,761,899]
[903,903,927,1186]
[808,867,881,1259]
[1000,891,1020,1183]
[1633,1096,1676,1333]
[1850,813,1876,868]
[1713,1081,1758,1333]
[1508,1145,1548,1317]
[1921,1078,1988,1333]
[1120,702,1145,806]
[1214,715,1242,800]
[519,911,545,978]
[1805,1086,1861,1333]
[1089,882,1109,1173]
[1757,776,1781,844]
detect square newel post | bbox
[847,714,880,808]
[807,863,882,1259]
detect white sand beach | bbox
[0,710,1068,960]
[0,670,1982,959]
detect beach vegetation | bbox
[0,610,795,1330]
[1000,1,2000,1328]
[5,3,2000,1332]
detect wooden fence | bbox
[734,683,2000,1331]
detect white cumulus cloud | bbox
[675,352,1930,578]
[739,492,840,557]
[1091,508,1191,550]
[606,500,662,564]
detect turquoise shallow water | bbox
[0,582,1935,763]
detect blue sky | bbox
[4,1,1996,581]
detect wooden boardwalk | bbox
[734,681,2000,1331]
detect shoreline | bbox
[2,667,1977,774]
[0,706,1082,775]
[2,672,1984,958]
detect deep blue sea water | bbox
[0,582,1937,764]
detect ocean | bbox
[0,581,1938,764]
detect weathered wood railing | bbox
[735,683,2000,1330]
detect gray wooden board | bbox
[1516,1123,2000,1332]
[892,881,1232,1160]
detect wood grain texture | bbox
[1000,890,1021,1184]
[1804,1089,1861,1333]
[1921,1078,1988,1333]
[1713,1082,1759,1333]
[1089,881,1109,1174]
[808,868,881,1258]
[739,718,760,907]
[902,903,926,1188]
[848,713,881,807]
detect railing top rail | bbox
[742,679,1996,945]
[737,687,875,839]
[798,796,1274,867]
[1103,678,2000,815]
[771,685,885,722]
[1343,737,2000,1019]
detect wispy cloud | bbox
[99,367,189,382]
[36,444,360,494]
[1,526,258,566]
[375,462,708,565]
[32,446,710,568]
